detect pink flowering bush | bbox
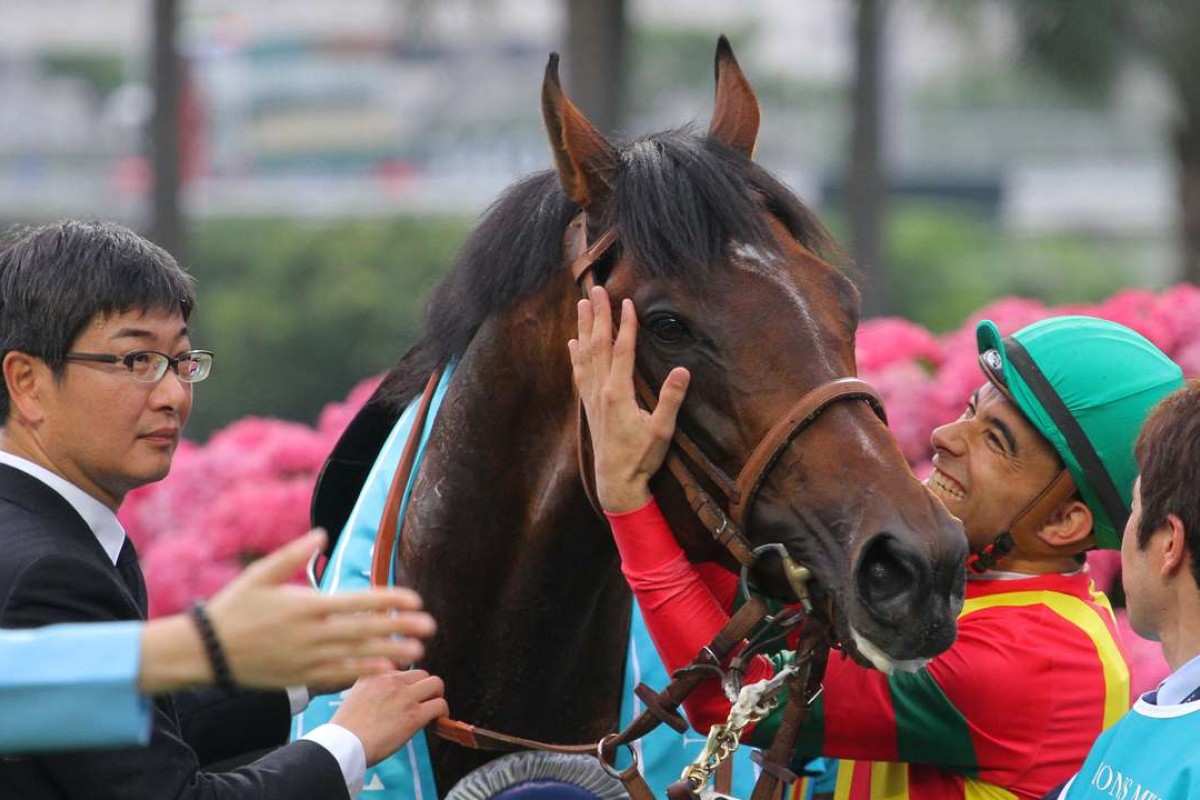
[122,376,380,618]
[133,286,1200,690]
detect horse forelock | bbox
[376,127,843,411]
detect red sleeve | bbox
[606,499,773,731]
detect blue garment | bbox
[1059,692,1200,799]
[293,364,759,797]
[0,621,150,754]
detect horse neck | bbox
[402,274,632,743]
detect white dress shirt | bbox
[1153,649,1200,706]
[0,450,368,797]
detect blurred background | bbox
[2,0,1197,438]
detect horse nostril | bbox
[857,535,920,612]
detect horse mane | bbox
[376,126,841,410]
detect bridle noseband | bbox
[567,209,888,572]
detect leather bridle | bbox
[363,209,893,799]
[566,209,888,571]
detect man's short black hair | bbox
[0,220,197,420]
[1135,380,1200,590]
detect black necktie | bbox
[116,537,148,617]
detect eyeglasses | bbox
[63,350,214,384]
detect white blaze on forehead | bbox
[850,627,929,675]
[731,242,777,273]
[729,239,835,375]
[730,237,884,462]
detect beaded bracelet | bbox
[189,600,236,694]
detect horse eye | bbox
[647,315,690,345]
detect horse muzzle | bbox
[846,530,966,668]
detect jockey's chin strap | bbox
[967,468,1077,574]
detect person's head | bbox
[1122,381,1200,644]
[0,220,201,508]
[929,316,1183,568]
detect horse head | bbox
[542,37,967,670]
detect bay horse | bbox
[313,37,967,794]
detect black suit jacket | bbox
[0,465,349,799]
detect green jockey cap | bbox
[976,316,1184,550]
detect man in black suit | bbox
[0,220,447,798]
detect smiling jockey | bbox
[570,290,1184,799]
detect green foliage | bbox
[884,202,1148,331]
[185,216,470,438]
[628,23,758,114]
[40,52,125,96]
[1005,0,1128,101]
[916,62,1104,111]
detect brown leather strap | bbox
[564,209,618,289]
[576,401,607,517]
[634,682,690,734]
[619,764,657,800]
[630,372,757,567]
[633,373,739,502]
[666,779,703,800]
[567,208,619,521]
[430,718,598,754]
[427,596,770,768]
[662,451,757,567]
[749,624,830,800]
[714,758,734,796]
[606,596,769,748]
[1009,468,1077,542]
[574,228,618,286]
[370,368,443,588]
[733,378,885,530]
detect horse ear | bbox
[542,53,619,209]
[709,35,760,158]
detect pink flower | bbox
[141,534,240,618]
[926,350,981,433]
[857,319,944,372]
[964,297,1051,334]
[910,460,934,481]
[318,375,383,440]
[862,361,938,463]
[1115,609,1171,700]
[1088,289,1175,354]
[1174,339,1200,379]
[1086,550,1122,595]
[1154,285,1200,360]
[119,439,201,550]
[205,479,317,563]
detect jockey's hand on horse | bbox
[200,530,437,690]
[569,285,690,513]
[331,669,449,766]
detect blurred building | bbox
[0,0,1175,247]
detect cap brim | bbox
[976,320,1017,404]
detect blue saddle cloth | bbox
[291,364,763,797]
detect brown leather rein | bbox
[365,209,890,798]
